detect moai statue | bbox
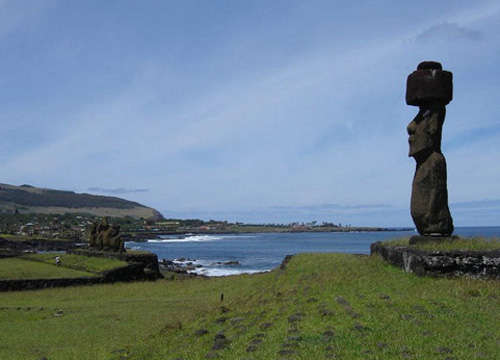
[406,61,454,242]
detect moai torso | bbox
[411,151,453,235]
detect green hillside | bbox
[0,184,163,220]
[0,253,498,359]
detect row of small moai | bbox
[88,217,125,252]
[406,61,455,244]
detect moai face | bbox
[407,106,444,158]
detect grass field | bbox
[383,237,500,251]
[0,253,498,359]
[21,253,128,273]
[0,258,95,279]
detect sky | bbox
[1,0,499,226]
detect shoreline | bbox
[122,227,414,242]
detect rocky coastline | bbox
[159,257,242,277]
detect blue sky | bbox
[1,0,499,226]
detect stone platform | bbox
[370,242,500,279]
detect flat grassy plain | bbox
[0,253,499,360]
[21,253,128,274]
[0,258,95,279]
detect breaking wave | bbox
[148,235,223,243]
[191,267,269,277]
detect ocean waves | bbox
[147,234,223,243]
[193,267,268,277]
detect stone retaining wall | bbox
[0,262,150,292]
[69,248,162,279]
[0,249,163,291]
[0,276,103,292]
[370,242,500,279]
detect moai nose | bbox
[407,121,416,135]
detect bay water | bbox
[126,226,500,276]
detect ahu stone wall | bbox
[371,242,500,279]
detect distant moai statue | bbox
[88,217,125,252]
[406,61,454,241]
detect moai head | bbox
[407,106,445,158]
[406,61,452,159]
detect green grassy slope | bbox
[0,253,498,360]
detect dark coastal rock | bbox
[159,258,205,276]
[223,261,240,266]
[280,255,294,270]
[406,61,454,236]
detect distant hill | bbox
[0,183,163,220]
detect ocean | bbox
[125,226,500,277]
